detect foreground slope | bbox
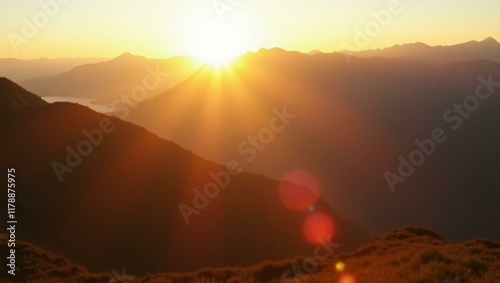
[317,227,500,282]
[0,240,111,283]
[142,227,500,283]
[2,227,499,283]
[0,78,369,274]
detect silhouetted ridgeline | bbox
[350,37,500,64]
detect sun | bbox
[184,20,250,66]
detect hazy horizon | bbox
[1,0,499,61]
[1,35,498,61]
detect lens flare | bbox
[339,273,357,283]
[279,170,320,210]
[335,261,346,272]
[302,212,334,244]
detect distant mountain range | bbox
[17,53,201,104]
[0,57,105,82]
[344,37,500,63]
[0,78,369,274]
[7,38,499,109]
[124,46,500,242]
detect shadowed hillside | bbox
[0,78,369,275]
[124,49,500,241]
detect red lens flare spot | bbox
[279,170,320,211]
[339,273,357,283]
[302,212,334,244]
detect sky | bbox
[1,0,499,60]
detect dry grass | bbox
[2,227,499,283]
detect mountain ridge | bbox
[348,37,500,63]
[0,78,370,274]
[18,54,201,104]
[124,49,500,241]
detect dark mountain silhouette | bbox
[3,227,499,282]
[349,37,500,63]
[0,78,369,275]
[0,76,47,125]
[124,48,500,242]
[18,53,201,104]
[0,57,104,82]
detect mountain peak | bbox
[390,41,431,49]
[308,49,323,55]
[480,37,499,44]
[118,52,133,57]
[255,47,288,55]
[113,52,143,61]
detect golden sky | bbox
[1,0,499,60]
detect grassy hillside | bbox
[2,227,499,283]
[0,240,110,283]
